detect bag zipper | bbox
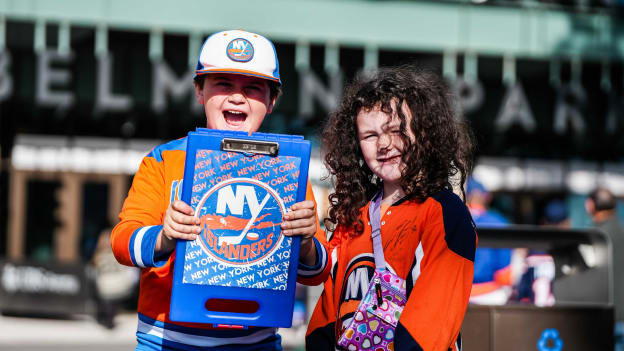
[373,277,383,308]
[375,274,406,301]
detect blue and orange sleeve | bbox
[297,182,331,286]
[111,154,169,268]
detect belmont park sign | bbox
[0,47,620,138]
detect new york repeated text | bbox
[182,149,302,291]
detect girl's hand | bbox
[281,200,318,266]
[156,200,201,256]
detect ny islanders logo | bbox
[226,38,254,62]
[195,178,285,266]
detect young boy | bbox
[111,29,321,351]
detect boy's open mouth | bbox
[223,110,247,126]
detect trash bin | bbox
[461,226,614,350]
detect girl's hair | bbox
[322,65,474,235]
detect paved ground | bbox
[0,312,136,350]
[0,312,306,350]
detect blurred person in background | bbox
[542,199,570,229]
[91,229,140,329]
[466,177,514,305]
[512,199,564,307]
[586,187,624,351]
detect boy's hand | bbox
[281,200,318,266]
[156,200,201,256]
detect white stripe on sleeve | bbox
[133,226,152,268]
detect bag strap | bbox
[369,191,387,270]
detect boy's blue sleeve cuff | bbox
[297,237,327,277]
[128,225,168,268]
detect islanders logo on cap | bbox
[195,178,285,266]
[226,38,254,62]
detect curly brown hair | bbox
[322,65,474,235]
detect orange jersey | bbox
[301,190,477,351]
[111,137,320,349]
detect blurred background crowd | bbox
[2,0,624,349]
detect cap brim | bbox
[195,68,280,84]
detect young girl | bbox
[300,66,477,350]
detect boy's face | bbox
[195,74,276,132]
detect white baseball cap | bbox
[194,29,281,85]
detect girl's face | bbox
[356,103,414,193]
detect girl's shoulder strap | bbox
[368,191,387,270]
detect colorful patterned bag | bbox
[337,193,407,351]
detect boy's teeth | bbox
[224,110,246,126]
